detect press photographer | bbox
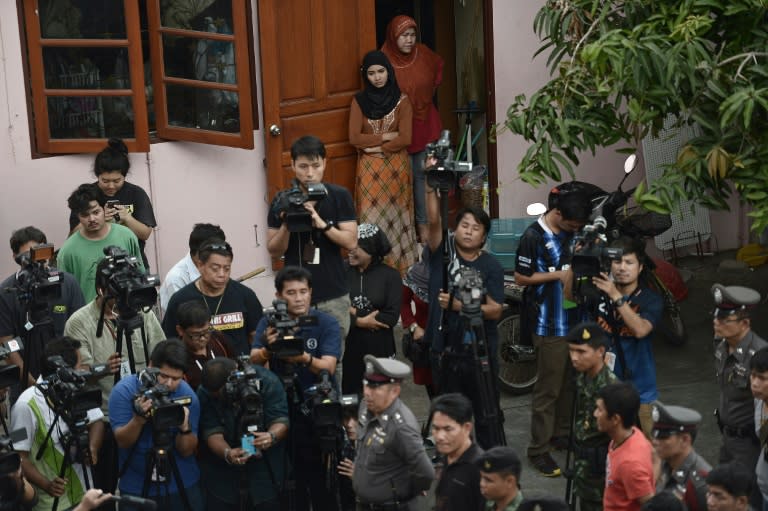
[110,339,202,511]
[0,227,85,387]
[251,266,341,511]
[266,136,357,338]
[423,154,505,449]
[197,357,288,511]
[10,337,104,511]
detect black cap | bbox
[475,446,521,478]
[565,321,610,348]
[651,401,701,437]
[711,283,760,316]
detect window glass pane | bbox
[43,48,130,89]
[161,1,233,31]
[47,96,135,139]
[38,0,127,39]
[163,35,236,83]
[166,84,240,133]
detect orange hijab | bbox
[381,15,443,121]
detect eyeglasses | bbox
[205,242,232,253]
[186,327,214,341]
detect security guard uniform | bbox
[712,284,767,469]
[353,356,434,511]
[652,402,711,511]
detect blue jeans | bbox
[410,150,427,225]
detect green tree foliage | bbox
[501,0,768,231]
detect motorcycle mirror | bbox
[526,203,547,216]
[624,154,637,174]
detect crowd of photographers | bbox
[0,131,766,511]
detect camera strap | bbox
[606,298,631,380]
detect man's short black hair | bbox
[189,224,226,257]
[751,347,768,374]
[177,300,211,329]
[706,461,753,498]
[197,238,233,264]
[557,192,591,223]
[610,236,648,266]
[640,492,684,511]
[94,138,130,176]
[290,135,326,161]
[201,358,236,393]
[149,339,189,373]
[430,393,474,425]
[9,226,46,255]
[68,183,105,214]
[597,382,639,429]
[454,207,491,236]
[40,336,82,377]
[275,266,312,293]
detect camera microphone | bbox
[110,494,158,511]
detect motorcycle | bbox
[496,155,688,395]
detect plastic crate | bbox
[490,250,517,270]
[488,218,532,254]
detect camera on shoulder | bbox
[272,181,328,232]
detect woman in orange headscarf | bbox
[382,15,444,243]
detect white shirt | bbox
[159,253,200,312]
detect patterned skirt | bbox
[355,149,418,275]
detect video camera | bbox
[224,356,264,436]
[264,299,318,358]
[37,355,105,425]
[305,370,357,452]
[9,244,61,319]
[0,427,28,475]
[98,246,159,316]
[0,338,23,389]
[272,181,328,232]
[571,216,623,279]
[134,368,191,432]
[453,267,486,317]
[425,130,473,189]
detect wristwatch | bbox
[268,431,277,443]
[612,295,629,307]
[408,323,418,334]
[322,220,334,232]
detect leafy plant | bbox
[499,0,768,231]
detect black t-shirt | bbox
[435,443,484,511]
[0,268,85,377]
[267,182,355,302]
[161,279,263,356]
[69,181,157,269]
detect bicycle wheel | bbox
[496,310,538,394]
[659,302,688,346]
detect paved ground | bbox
[396,248,768,504]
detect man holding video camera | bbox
[266,135,357,338]
[197,357,289,511]
[110,339,202,511]
[251,266,342,511]
[0,226,85,386]
[423,172,505,449]
[10,336,104,511]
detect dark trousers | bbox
[94,423,118,511]
[292,415,339,511]
[119,483,204,511]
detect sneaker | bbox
[549,435,570,451]
[528,452,562,477]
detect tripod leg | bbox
[168,452,194,511]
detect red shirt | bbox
[604,427,655,511]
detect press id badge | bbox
[605,351,616,372]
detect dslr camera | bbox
[134,368,191,432]
[98,246,159,317]
[264,299,318,358]
[224,356,264,435]
[425,130,473,189]
[272,181,328,232]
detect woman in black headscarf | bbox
[342,224,402,395]
[348,50,417,276]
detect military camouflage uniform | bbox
[571,364,617,511]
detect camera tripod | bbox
[18,297,55,389]
[96,301,150,386]
[139,434,193,511]
[36,411,94,511]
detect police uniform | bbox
[353,356,434,511]
[475,447,524,511]
[652,402,711,511]
[712,284,767,470]
[566,323,617,511]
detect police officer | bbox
[712,283,767,470]
[353,355,434,510]
[652,401,712,511]
[565,322,617,511]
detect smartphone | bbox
[105,199,120,208]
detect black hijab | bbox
[354,50,401,120]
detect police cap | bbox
[564,321,610,348]
[363,354,410,385]
[475,446,522,478]
[651,401,701,438]
[711,283,760,317]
